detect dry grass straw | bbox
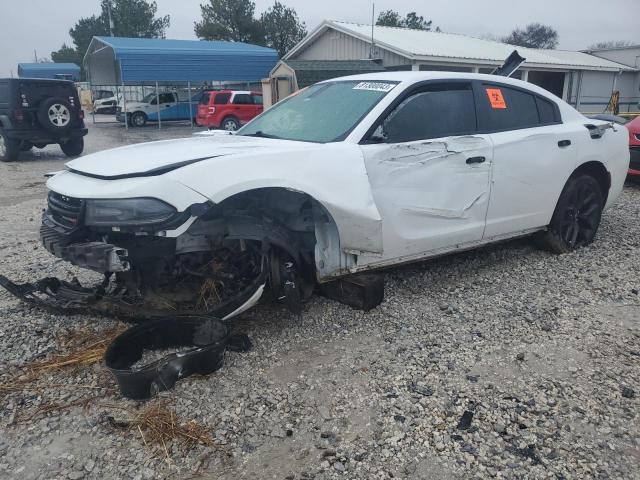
[108,399,214,461]
[0,324,126,395]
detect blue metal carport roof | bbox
[85,36,278,84]
[18,63,80,81]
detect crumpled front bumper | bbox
[40,216,130,273]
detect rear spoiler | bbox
[492,50,527,77]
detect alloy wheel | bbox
[0,135,5,157]
[48,104,71,127]
[560,181,600,248]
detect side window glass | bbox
[536,96,558,124]
[159,93,174,103]
[380,85,476,143]
[149,96,158,105]
[252,95,263,105]
[477,85,539,131]
[214,93,231,105]
[233,94,253,105]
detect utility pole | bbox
[34,49,38,62]
[107,1,115,36]
[370,3,375,59]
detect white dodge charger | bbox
[17,72,630,317]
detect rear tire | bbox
[0,129,20,162]
[536,174,604,253]
[60,137,84,158]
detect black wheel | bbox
[221,116,240,131]
[37,97,74,133]
[60,137,84,158]
[130,111,147,127]
[536,174,604,253]
[0,129,20,162]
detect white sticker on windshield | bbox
[353,82,396,92]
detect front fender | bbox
[167,143,383,255]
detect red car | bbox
[196,90,263,131]
[626,115,640,177]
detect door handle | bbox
[558,139,571,147]
[466,156,486,164]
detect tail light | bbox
[13,108,24,122]
[78,110,85,120]
[208,106,216,114]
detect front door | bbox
[358,82,493,265]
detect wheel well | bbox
[572,161,610,203]
[213,187,343,278]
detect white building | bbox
[272,21,639,113]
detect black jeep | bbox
[0,78,88,162]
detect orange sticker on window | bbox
[486,88,507,109]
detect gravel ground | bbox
[0,121,638,479]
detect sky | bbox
[1,0,639,76]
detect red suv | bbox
[197,90,263,131]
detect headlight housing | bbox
[84,198,177,226]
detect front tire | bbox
[130,111,147,127]
[536,174,604,253]
[221,116,240,131]
[60,137,84,158]
[0,129,20,162]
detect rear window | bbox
[233,94,253,105]
[536,96,558,124]
[214,93,231,105]
[477,84,539,132]
[19,81,77,106]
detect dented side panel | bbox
[357,135,493,266]
[167,142,383,255]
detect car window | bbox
[378,84,476,143]
[252,95,263,105]
[233,94,253,105]
[238,80,398,143]
[214,93,231,105]
[158,93,175,104]
[200,92,211,105]
[477,84,539,132]
[536,97,558,124]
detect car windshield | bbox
[237,80,399,143]
[141,93,156,103]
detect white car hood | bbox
[66,134,304,178]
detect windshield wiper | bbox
[242,131,281,139]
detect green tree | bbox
[50,0,170,75]
[376,10,403,27]
[502,23,558,49]
[194,0,263,44]
[260,1,306,57]
[376,10,435,31]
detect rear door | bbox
[231,93,254,123]
[251,93,264,118]
[477,82,580,237]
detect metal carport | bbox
[84,36,278,129]
[84,36,278,86]
[18,63,81,81]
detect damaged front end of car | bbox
[0,186,323,321]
